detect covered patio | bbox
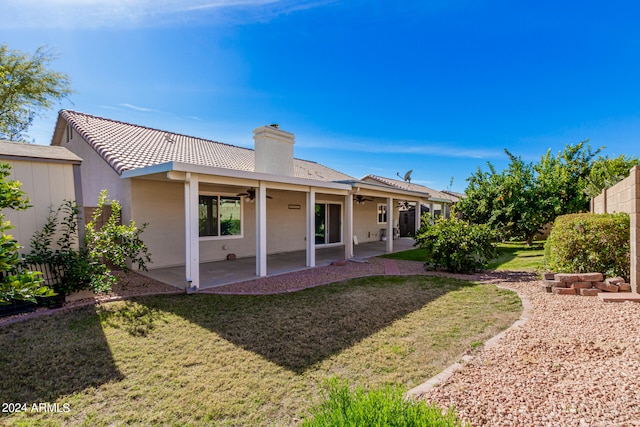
[140,238,416,290]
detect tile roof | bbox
[53,110,355,182]
[361,174,456,202]
[0,140,82,163]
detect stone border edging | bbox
[406,283,532,397]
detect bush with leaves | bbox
[25,200,94,294]
[545,213,629,279]
[0,163,53,304]
[414,215,496,274]
[26,190,151,294]
[84,190,152,293]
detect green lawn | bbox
[486,241,546,272]
[383,242,545,272]
[0,275,521,426]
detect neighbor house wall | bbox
[4,159,77,253]
[592,166,640,292]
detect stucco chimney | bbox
[253,124,295,177]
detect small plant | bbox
[545,213,629,279]
[85,190,152,293]
[25,190,151,294]
[303,378,467,427]
[414,216,496,273]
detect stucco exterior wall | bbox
[131,180,314,269]
[58,127,132,222]
[352,199,400,244]
[3,159,77,253]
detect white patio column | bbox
[306,189,316,267]
[386,197,394,253]
[429,202,435,219]
[256,182,267,277]
[345,193,354,259]
[184,173,200,291]
[415,200,422,234]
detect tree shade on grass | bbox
[0,275,520,426]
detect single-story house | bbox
[0,140,82,253]
[51,110,434,290]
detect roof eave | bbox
[121,161,353,190]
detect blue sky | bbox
[2,0,640,192]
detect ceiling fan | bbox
[354,195,373,204]
[236,188,273,201]
[398,200,411,209]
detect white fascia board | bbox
[121,161,352,192]
[349,181,431,199]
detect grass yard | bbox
[384,242,545,273]
[0,275,521,426]
[486,241,545,272]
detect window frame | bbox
[198,192,244,240]
[377,203,388,224]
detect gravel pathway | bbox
[417,271,640,427]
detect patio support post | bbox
[415,199,421,234]
[345,193,354,259]
[256,182,267,277]
[386,197,394,253]
[306,189,316,267]
[429,202,435,219]
[184,172,200,290]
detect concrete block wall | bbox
[591,166,640,292]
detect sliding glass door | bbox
[315,203,342,245]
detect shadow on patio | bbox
[140,238,416,290]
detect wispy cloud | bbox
[119,103,160,113]
[299,134,504,160]
[2,0,334,29]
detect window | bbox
[377,203,387,224]
[199,195,242,237]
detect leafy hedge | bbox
[414,216,496,274]
[545,213,630,279]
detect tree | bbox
[583,154,640,198]
[0,44,72,141]
[456,141,604,244]
[0,163,54,304]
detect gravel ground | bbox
[418,271,640,427]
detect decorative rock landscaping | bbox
[541,272,632,296]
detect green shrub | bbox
[414,216,496,273]
[545,213,629,278]
[25,190,151,294]
[303,378,467,427]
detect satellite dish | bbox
[403,170,413,183]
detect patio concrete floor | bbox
[140,238,416,290]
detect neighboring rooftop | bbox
[440,189,465,202]
[0,140,82,163]
[51,110,355,182]
[361,174,455,202]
